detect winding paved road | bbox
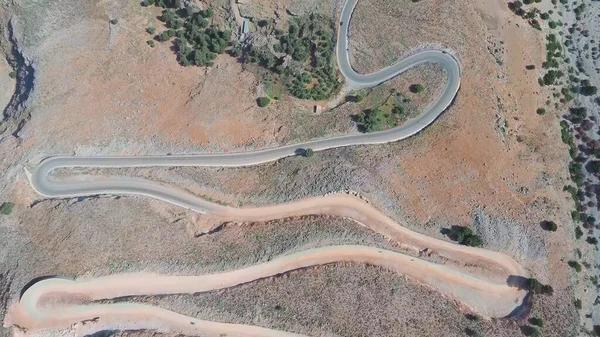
[29,0,460,207]
[4,0,526,336]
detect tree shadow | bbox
[520,325,538,336]
[350,114,367,133]
[440,225,465,242]
[506,275,528,289]
[539,220,557,231]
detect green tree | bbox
[464,235,483,247]
[357,108,386,133]
[257,97,271,107]
[202,7,214,18]
[304,148,314,157]
[409,84,425,93]
[157,31,172,41]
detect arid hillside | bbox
[0,0,585,336]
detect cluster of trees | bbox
[141,0,231,67]
[280,15,339,100]
[453,226,483,247]
[355,108,389,133]
[236,14,339,101]
[353,95,410,133]
[507,1,544,30]
[354,102,408,133]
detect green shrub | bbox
[575,226,583,239]
[156,31,171,41]
[574,299,582,309]
[529,317,544,327]
[110,18,119,25]
[536,108,546,115]
[147,40,155,47]
[0,202,14,215]
[409,84,425,93]
[8,71,16,79]
[580,80,598,96]
[304,148,314,157]
[257,97,271,107]
[542,220,557,231]
[147,26,156,34]
[568,260,582,272]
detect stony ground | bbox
[0,0,584,336]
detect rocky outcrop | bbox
[0,15,35,136]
